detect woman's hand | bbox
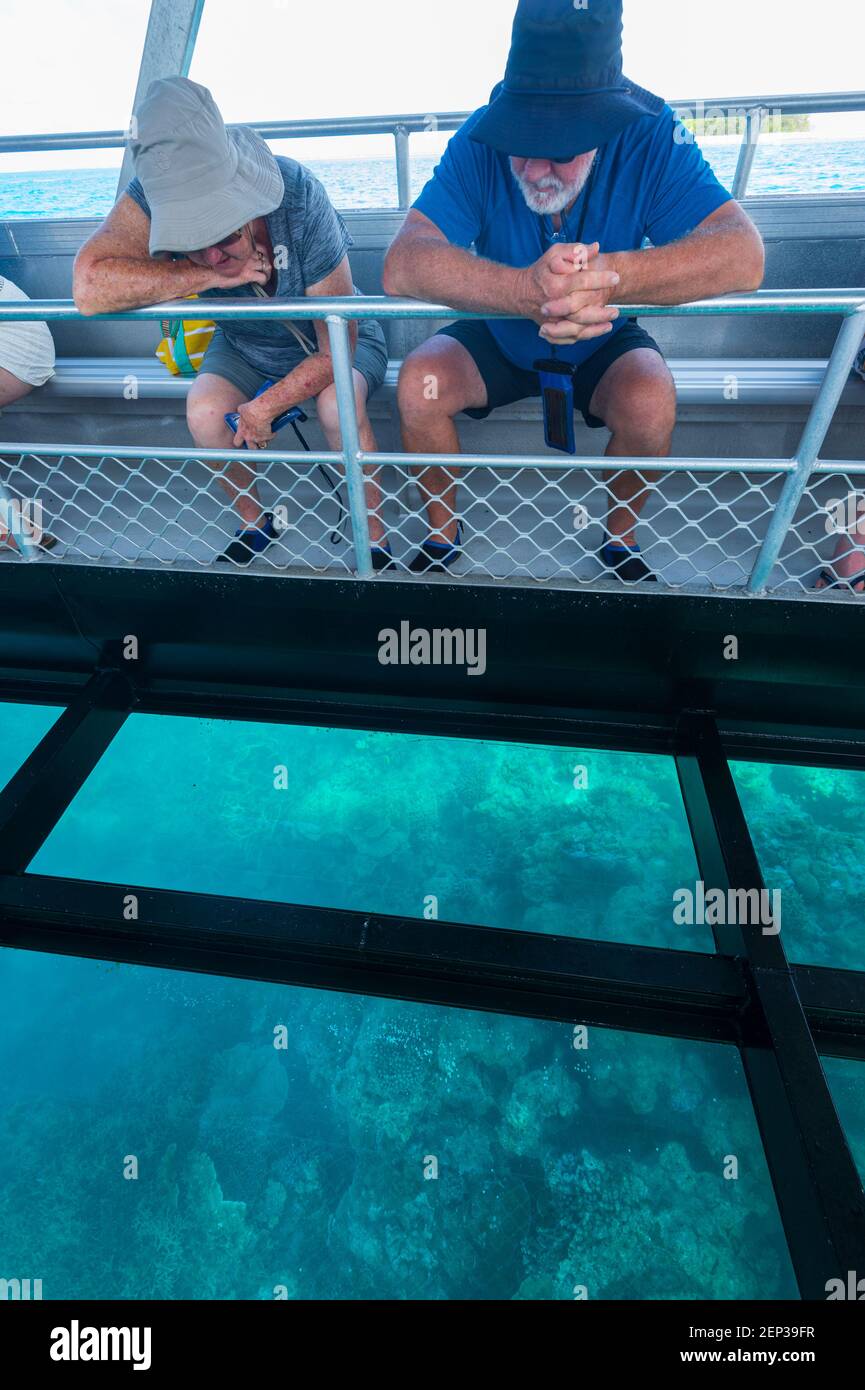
[232,397,275,449]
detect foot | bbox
[815,539,865,593]
[409,521,464,575]
[217,511,280,565]
[601,535,657,584]
[371,541,396,573]
[1,527,57,552]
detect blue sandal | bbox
[217,511,280,565]
[600,535,657,584]
[409,522,464,574]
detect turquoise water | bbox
[0,702,62,786]
[29,714,708,952]
[0,948,797,1300]
[1,704,863,1299]
[1,139,863,220]
[823,1056,865,1181]
[732,761,865,971]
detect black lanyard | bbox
[544,150,600,248]
[543,152,600,363]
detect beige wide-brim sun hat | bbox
[130,77,284,256]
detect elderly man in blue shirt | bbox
[384,0,764,579]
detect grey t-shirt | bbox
[125,154,385,378]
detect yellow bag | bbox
[156,296,216,376]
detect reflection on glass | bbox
[0,948,796,1300]
[732,761,865,969]
[0,702,62,792]
[32,714,705,950]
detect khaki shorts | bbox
[200,324,388,404]
[0,277,55,388]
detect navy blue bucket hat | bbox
[470,0,664,161]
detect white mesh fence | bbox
[2,446,863,594]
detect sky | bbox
[1,0,863,172]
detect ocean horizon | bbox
[1,138,864,220]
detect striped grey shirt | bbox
[125,153,386,381]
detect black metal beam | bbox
[0,872,750,1043]
[6,673,865,775]
[1,865,863,1043]
[793,963,865,1060]
[719,720,865,773]
[676,712,865,1301]
[133,684,680,755]
[0,668,133,874]
[2,563,865,733]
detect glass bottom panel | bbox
[0,701,62,792]
[732,761,865,970]
[0,949,796,1300]
[823,1055,865,1187]
[31,714,708,950]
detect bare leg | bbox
[397,336,488,543]
[588,349,677,546]
[316,370,387,547]
[0,367,35,410]
[816,497,865,593]
[187,373,262,527]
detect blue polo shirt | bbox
[413,92,732,372]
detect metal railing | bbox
[1,290,864,591]
[1,91,863,208]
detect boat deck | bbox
[2,195,864,599]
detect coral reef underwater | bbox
[732,760,865,970]
[0,949,801,1300]
[1,711,861,1299]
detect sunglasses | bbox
[212,227,248,250]
[185,227,248,256]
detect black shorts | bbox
[435,318,663,428]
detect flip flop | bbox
[1,530,58,553]
[815,567,865,593]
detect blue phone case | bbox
[534,358,577,455]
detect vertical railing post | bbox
[747,308,865,594]
[394,125,411,210]
[731,105,765,200]
[326,314,373,579]
[117,0,208,194]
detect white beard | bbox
[512,159,594,215]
